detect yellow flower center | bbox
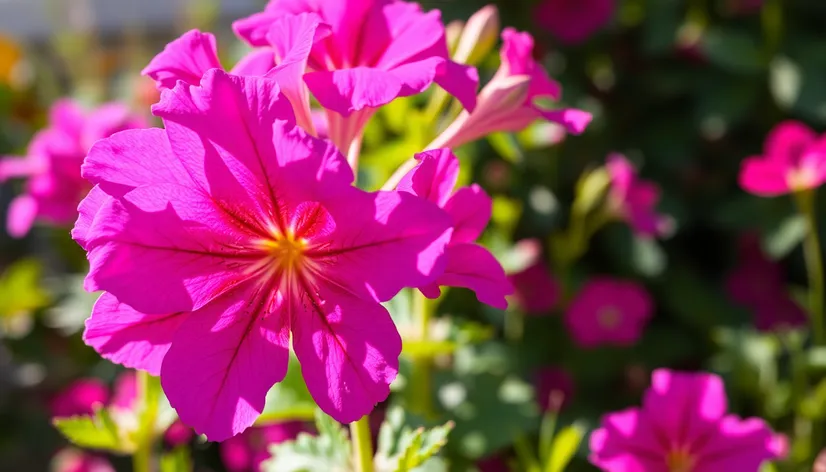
[666,448,695,472]
[258,229,309,276]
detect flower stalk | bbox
[350,415,374,472]
[133,370,160,472]
[795,189,824,346]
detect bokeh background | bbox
[1,0,826,470]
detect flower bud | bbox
[453,5,500,66]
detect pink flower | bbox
[50,378,109,418]
[0,99,145,237]
[535,0,615,45]
[534,367,575,412]
[164,420,194,447]
[739,121,826,196]
[51,448,114,472]
[232,0,479,152]
[397,148,512,309]
[220,421,307,472]
[109,371,138,410]
[508,263,561,314]
[564,278,652,348]
[726,234,807,332]
[74,70,452,440]
[606,153,672,238]
[432,28,591,150]
[590,369,784,471]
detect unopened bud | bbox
[453,5,500,66]
[445,20,465,54]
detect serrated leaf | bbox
[53,409,127,453]
[393,421,454,472]
[160,446,192,472]
[262,410,351,472]
[544,424,585,472]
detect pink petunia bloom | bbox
[431,28,591,150]
[606,153,672,238]
[220,421,308,472]
[726,234,807,332]
[590,369,784,471]
[564,278,653,348]
[535,0,615,45]
[508,263,561,314]
[74,70,452,441]
[164,420,195,447]
[739,121,826,196]
[51,448,114,472]
[0,99,145,237]
[233,0,479,153]
[534,367,575,412]
[396,148,513,309]
[50,378,109,418]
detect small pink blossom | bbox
[51,448,114,472]
[50,378,109,418]
[534,367,575,412]
[564,278,652,348]
[397,148,513,309]
[726,233,807,332]
[535,0,615,45]
[739,121,826,196]
[232,0,478,151]
[590,369,784,471]
[164,420,194,447]
[508,263,560,314]
[606,153,672,238]
[432,28,591,150]
[74,70,452,440]
[0,99,145,237]
[220,421,308,472]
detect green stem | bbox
[411,290,435,417]
[796,189,824,346]
[538,410,558,467]
[504,309,524,343]
[761,0,783,60]
[133,371,160,472]
[350,416,374,472]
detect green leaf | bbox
[258,355,317,424]
[486,132,523,164]
[53,408,128,453]
[262,409,351,472]
[0,259,51,336]
[375,406,453,472]
[160,446,192,472]
[762,214,806,259]
[544,423,585,472]
[571,168,610,217]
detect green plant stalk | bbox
[796,189,824,346]
[411,290,435,417]
[761,0,783,60]
[538,409,558,469]
[133,371,161,472]
[350,416,374,472]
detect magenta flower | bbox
[397,148,512,309]
[590,369,784,471]
[0,99,145,237]
[534,367,575,412]
[50,378,109,418]
[508,263,561,314]
[606,153,672,238]
[233,0,479,152]
[220,421,307,472]
[726,233,807,332]
[74,70,452,440]
[433,28,591,150]
[564,278,653,348]
[535,0,615,45]
[164,420,195,448]
[739,121,826,196]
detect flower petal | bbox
[738,156,791,196]
[435,243,512,309]
[229,49,276,76]
[304,67,402,116]
[435,60,479,112]
[83,183,262,314]
[142,30,222,91]
[291,280,401,423]
[538,108,592,135]
[764,120,816,164]
[84,292,188,375]
[398,149,459,207]
[73,185,110,250]
[444,184,492,244]
[317,187,452,302]
[7,194,37,238]
[161,285,290,441]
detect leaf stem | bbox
[350,415,374,472]
[133,370,160,472]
